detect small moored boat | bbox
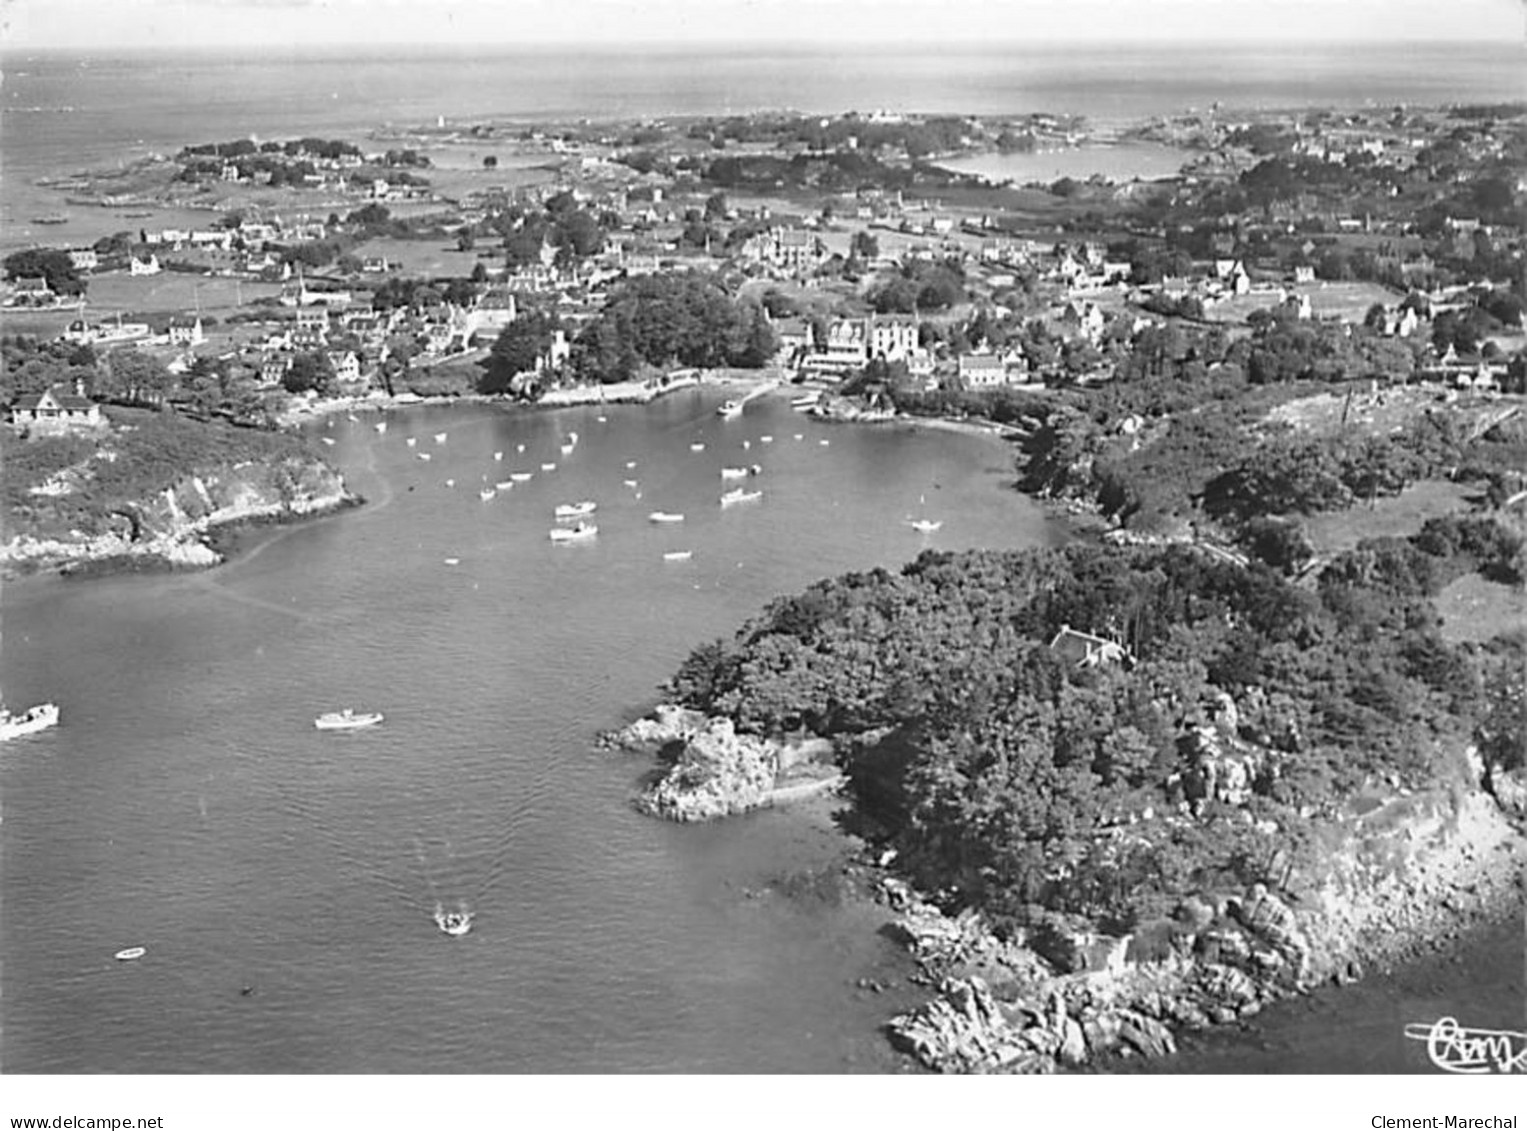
[663,551,693,562]
[509,472,533,482]
[554,500,597,520]
[418,452,432,461]
[374,421,387,434]
[493,451,503,461]
[0,702,59,741]
[314,708,384,731]
[479,487,496,501]
[434,432,447,444]
[541,463,557,472]
[549,522,597,542]
[720,488,762,507]
[434,906,473,937]
[114,947,147,961]
[720,467,748,480]
[717,400,743,419]
[648,511,684,523]
[406,437,417,447]
[689,443,705,452]
[907,519,943,534]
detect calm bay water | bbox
[0,392,1061,1072]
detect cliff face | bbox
[2,455,353,574]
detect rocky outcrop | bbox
[878,772,1525,1074]
[2,456,353,575]
[603,705,840,822]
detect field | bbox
[1434,571,1527,645]
[1206,280,1403,325]
[1302,478,1477,557]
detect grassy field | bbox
[1207,280,1403,325]
[1302,478,1477,557]
[1434,571,1526,645]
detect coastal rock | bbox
[888,977,1050,1074]
[2,454,351,576]
[636,715,778,823]
[601,704,709,754]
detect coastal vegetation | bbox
[663,539,1523,938]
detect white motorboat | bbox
[625,461,637,469]
[597,415,608,423]
[374,421,387,434]
[907,519,943,534]
[445,478,455,488]
[495,480,515,490]
[418,452,432,461]
[434,432,447,444]
[509,472,533,482]
[793,434,803,441]
[517,444,526,453]
[549,522,597,542]
[760,435,773,443]
[819,439,830,446]
[443,558,461,565]
[114,946,147,961]
[321,436,335,446]
[689,443,705,452]
[648,511,685,523]
[663,551,693,561]
[493,451,503,461]
[720,467,749,480]
[541,462,557,472]
[0,702,59,741]
[479,487,496,501]
[718,400,743,419]
[554,501,597,519]
[623,479,639,488]
[791,394,821,410]
[720,488,762,507]
[406,437,417,447]
[434,905,473,937]
[560,443,575,456]
[314,708,384,731]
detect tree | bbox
[481,311,559,393]
[456,229,477,253]
[3,249,85,297]
[281,351,335,396]
[482,155,498,169]
[850,231,879,260]
[101,348,175,406]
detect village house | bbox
[958,353,1008,389]
[9,383,104,434]
[66,247,99,272]
[166,316,205,347]
[1048,624,1133,669]
[771,318,813,367]
[7,276,57,308]
[259,353,292,387]
[129,253,162,276]
[326,350,363,385]
[869,315,919,363]
[293,307,331,346]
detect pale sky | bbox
[3,0,1525,50]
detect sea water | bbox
[0,393,1062,1072]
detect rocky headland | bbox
[608,697,1525,1073]
[602,704,842,822]
[2,451,354,577]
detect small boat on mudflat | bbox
[314,708,383,731]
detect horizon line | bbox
[5,36,1522,56]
